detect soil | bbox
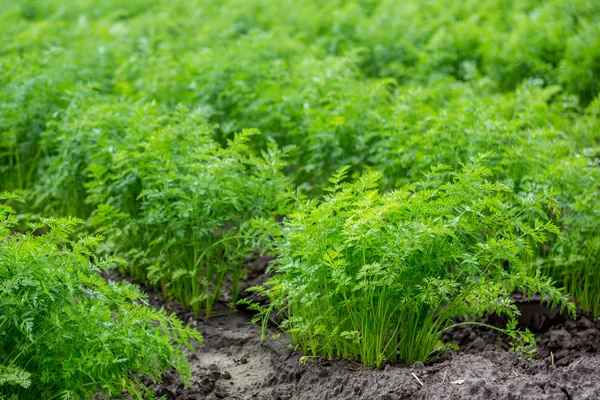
[106,270,600,400]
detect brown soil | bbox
[107,271,600,400]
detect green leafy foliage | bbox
[2,0,598,191]
[0,194,202,399]
[261,159,574,366]
[27,96,292,317]
[0,0,599,372]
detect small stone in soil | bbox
[412,362,425,369]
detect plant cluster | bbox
[258,158,574,366]
[32,97,291,317]
[0,193,202,399]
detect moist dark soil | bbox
[106,270,600,400]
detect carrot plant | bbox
[11,94,291,317]
[260,157,574,367]
[0,193,202,399]
[86,127,291,317]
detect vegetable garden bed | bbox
[2,1,600,398]
[109,269,600,400]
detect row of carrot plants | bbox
[0,193,202,398]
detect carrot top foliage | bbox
[28,97,292,317]
[0,194,202,399]
[0,0,598,382]
[259,158,574,366]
